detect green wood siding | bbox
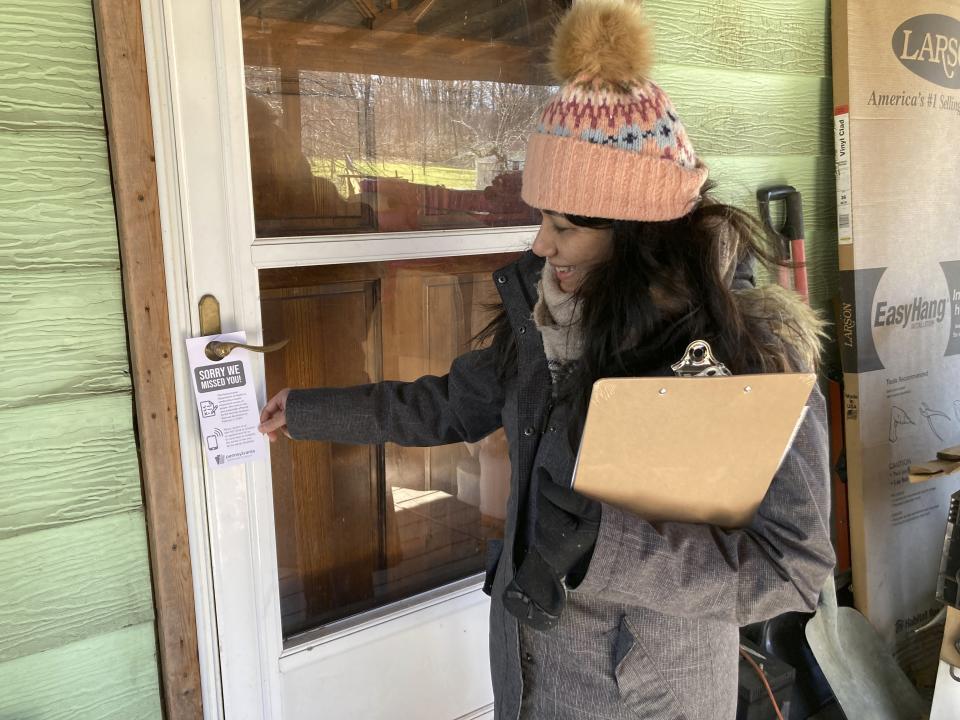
[648,0,838,333]
[0,133,119,269]
[662,67,830,157]
[0,0,161,716]
[0,624,162,720]
[0,395,142,539]
[646,0,830,76]
[0,512,155,663]
[0,0,106,132]
[0,268,131,408]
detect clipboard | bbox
[571,372,817,528]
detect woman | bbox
[259,1,835,717]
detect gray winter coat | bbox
[286,251,836,720]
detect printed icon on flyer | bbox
[200,400,219,418]
[206,428,224,451]
[214,454,225,465]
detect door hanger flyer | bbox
[185,331,266,469]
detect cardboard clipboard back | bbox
[571,373,817,528]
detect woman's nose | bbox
[531,225,555,258]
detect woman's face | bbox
[531,211,615,293]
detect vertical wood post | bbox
[92,1,203,717]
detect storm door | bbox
[150,0,563,717]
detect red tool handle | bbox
[757,186,808,305]
[791,237,808,303]
[777,264,791,292]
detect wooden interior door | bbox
[260,255,515,638]
[260,278,384,630]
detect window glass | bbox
[261,254,517,637]
[241,0,563,237]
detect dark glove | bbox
[535,478,601,584]
[502,545,566,631]
[502,479,601,631]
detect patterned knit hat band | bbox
[521,0,708,222]
[537,78,696,167]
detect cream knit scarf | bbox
[532,266,584,385]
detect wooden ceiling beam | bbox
[417,0,559,44]
[348,0,378,21]
[241,16,551,84]
[410,0,437,25]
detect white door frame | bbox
[139,0,534,716]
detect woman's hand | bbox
[259,388,292,442]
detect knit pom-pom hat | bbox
[521,0,708,222]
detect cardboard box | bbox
[832,0,960,686]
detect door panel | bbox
[279,588,493,720]
[260,255,515,638]
[261,281,383,631]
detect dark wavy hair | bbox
[475,181,794,440]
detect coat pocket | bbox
[614,616,689,720]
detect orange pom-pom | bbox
[549,0,653,86]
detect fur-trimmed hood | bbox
[734,284,829,373]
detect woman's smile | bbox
[533,212,614,292]
[550,264,575,283]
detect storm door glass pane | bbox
[240,0,564,237]
[261,254,518,638]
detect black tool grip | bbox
[757,185,805,241]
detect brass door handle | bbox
[198,294,289,360]
[205,338,289,361]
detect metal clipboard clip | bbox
[670,340,732,377]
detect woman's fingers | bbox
[258,411,286,436]
[259,391,284,424]
[259,388,291,441]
